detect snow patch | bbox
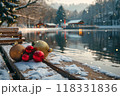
[62,64,88,77]
[50,60,61,65]
[64,64,81,74]
[15,60,48,71]
[49,53,72,65]
[25,68,54,78]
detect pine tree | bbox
[0,0,37,27]
[55,5,66,25]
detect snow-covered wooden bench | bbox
[1,43,120,80]
[0,44,69,80]
[0,28,24,45]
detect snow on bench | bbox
[1,44,68,80]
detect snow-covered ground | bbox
[0,53,11,80]
[19,28,63,33]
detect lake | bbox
[22,28,120,75]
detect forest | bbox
[0,0,120,27]
[80,0,120,25]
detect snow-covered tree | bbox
[0,0,37,27]
[55,5,66,25]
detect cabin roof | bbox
[67,19,83,24]
[45,23,56,26]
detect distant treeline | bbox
[80,0,120,25]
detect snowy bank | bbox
[99,25,120,29]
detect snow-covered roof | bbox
[67,19,83,24]
[45,23,56,26]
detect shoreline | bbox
[98,25,120,29]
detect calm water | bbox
[23,28,120,75]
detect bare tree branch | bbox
[15,0,38,10]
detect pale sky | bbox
[48,0,95,5]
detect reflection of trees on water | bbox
[81,29,120,64]
[24,31,67,52]
[55,32,66,52]
[23,32,44,42]
[23,29,120,64]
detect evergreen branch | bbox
[15,0,38,10]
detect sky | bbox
[48,0,95,5]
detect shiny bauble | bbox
[25,45,34,53]
[22,54,29,62]
[33,51,44,62]
[9,44,25,61]
[33,40,52,58]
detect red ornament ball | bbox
[33,51,44,62]
[25,45,34,53]
[22,54,29,62]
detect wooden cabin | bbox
[36,22,44,28]
[67,19,84,28]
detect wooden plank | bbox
[0,33,22,39]
[0,32,18,34]
[0,28,24,45]
[0,46,25,80]
[0,28,19,33]
[0,39,23,45]
[0,42,15,45]
[0,39,23,42]
[43,60,81,80]
[0,34,21,37]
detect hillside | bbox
[50,3,88,12]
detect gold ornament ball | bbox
[9,44,25,61]
[33,40,52,58]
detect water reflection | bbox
[23,29,120,64]
[81,29,120,64]
[55,31,67,52]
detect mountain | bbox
[50,3,88,12]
